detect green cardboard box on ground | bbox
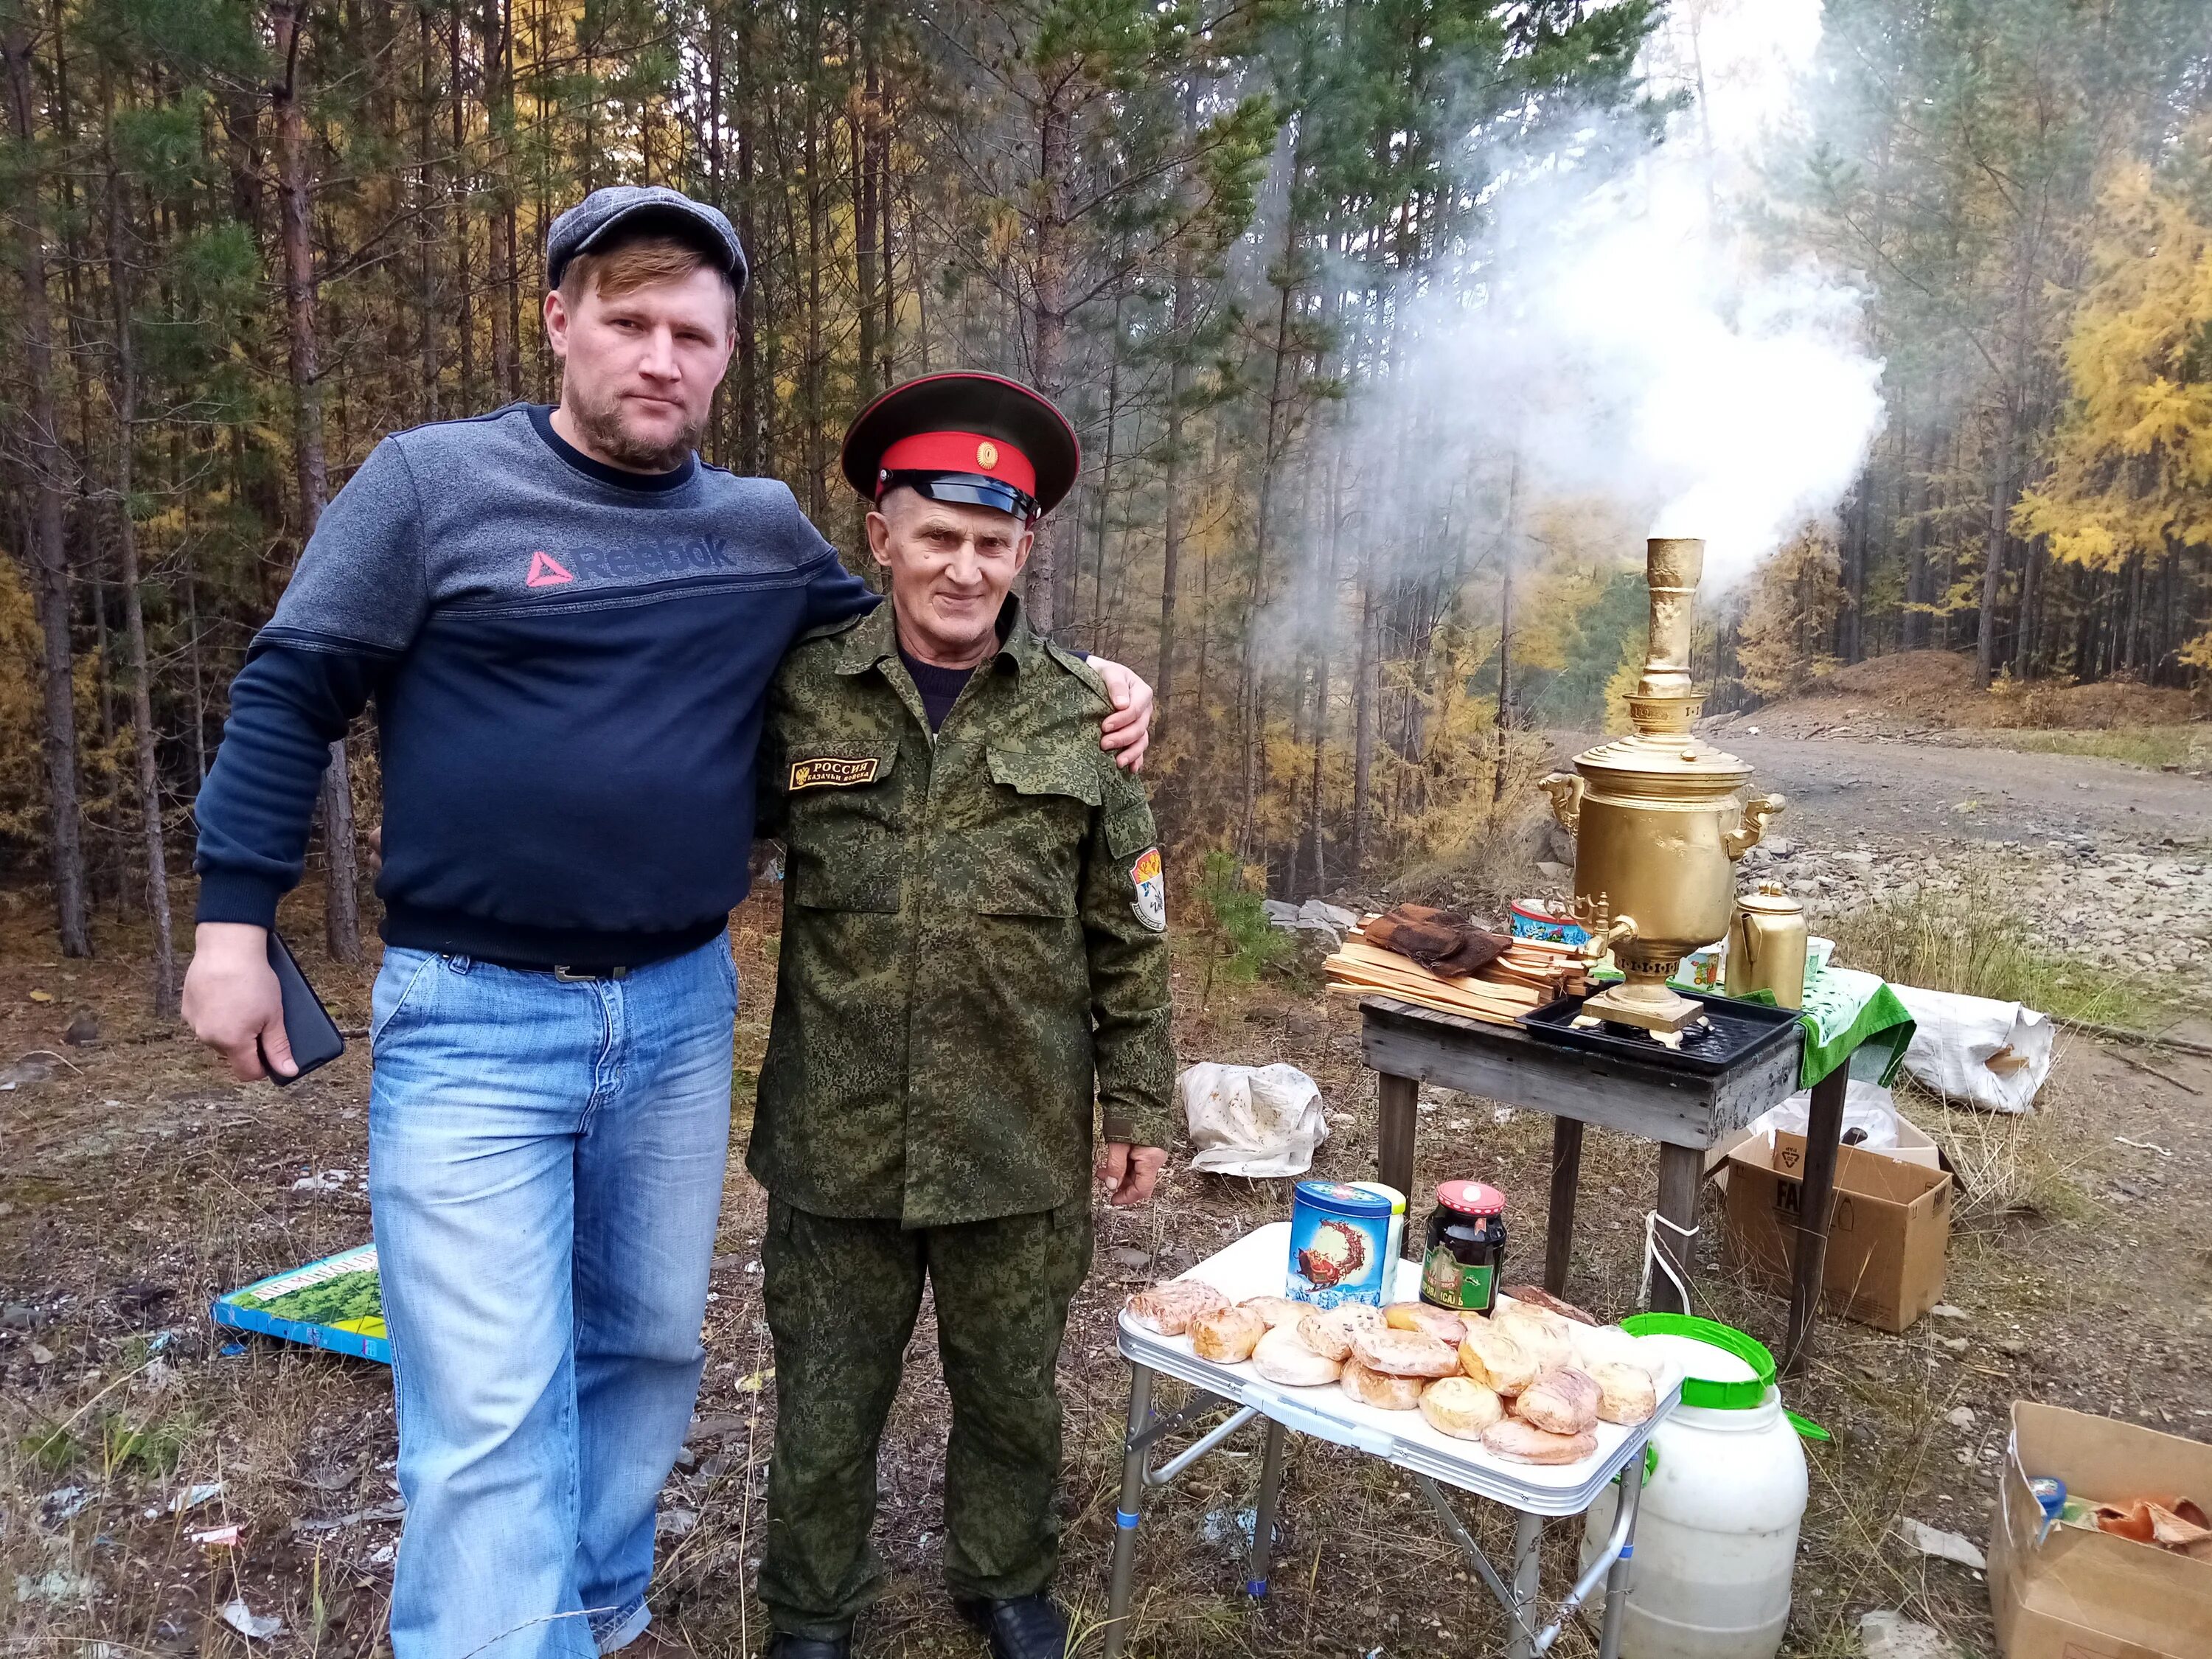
[1719,1130,1951,1333]
[1989,1402,2212,1658]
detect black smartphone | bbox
[261,930,347,1085]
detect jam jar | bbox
[1420,1180,1507,1314]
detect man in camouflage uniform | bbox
[748,372,1175,1659]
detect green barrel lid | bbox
[1620,1312,1775,1411]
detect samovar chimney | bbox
[1537,538,1786,1040]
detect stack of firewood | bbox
[1324,921,1588,1026]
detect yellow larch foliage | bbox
[2013,161,2212,605]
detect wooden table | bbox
[1359,995,1851,1373]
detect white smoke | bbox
[1321,0,1882,591]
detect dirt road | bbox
[1551,726,2212,851]
[1711,730,2212,850]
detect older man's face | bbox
[866,488,1033,667]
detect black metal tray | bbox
[1518,989,1801,1076]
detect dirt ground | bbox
[1744,650,2204,738]
[4,731,2211,1658]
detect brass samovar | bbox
[1540,537,1785,1038]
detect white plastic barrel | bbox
[1579,1320,1809,1659]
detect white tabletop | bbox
[1116,1222,1680,1517]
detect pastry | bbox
[1483,1418,1599,1465]
[1340,1359,1423,1411]
[1385,1302,1467,1343]
[1419,1376,1504,1440]
[1239,1295,1310,1329]
[1191,1306,1267,1364]
[1125,1280,1230,1336]
[1251,1325,1342,1386]
[1500,1284,1599,1326]
[1352,1326,1461,1379]
[1296,1304,1385,1363]
[1457,1318,1539,1397]
[1494,1301,1573,1374]
[1515,1367,1601,1436]
[1569,1323,1649,1374]
[1590,1360,1657,1425]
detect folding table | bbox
[1101,1224,1679,1659]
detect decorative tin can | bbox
[1509,898,1589,947]
[1286,1180,1398,1307]
[1346,1180,1407,1273]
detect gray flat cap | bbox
[546,185,748,295]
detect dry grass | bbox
[1819,877,2163,1031]
[1947,723,2212,773]
[1382,790,1560,914]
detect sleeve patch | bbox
[1130,847,1167,932]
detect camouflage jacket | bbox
[747,597,1175,1227]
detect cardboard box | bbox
[1705,1111,1947,1180]
[1719,1131,1951,1332]
[1989,1401,2212,1658]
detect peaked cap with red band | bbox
[840,371,1079,521]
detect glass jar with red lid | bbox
[1420,1180,1507,1314]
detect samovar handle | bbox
[1723,792,1787,860]
[1539,772,1584,835]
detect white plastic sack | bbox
[1745,1079,1902,1150]
[1888,984,2052,1114]
[1178,1062,1330,1178]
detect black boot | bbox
[953,1592,1070,1659]
[765,1635,851,1659]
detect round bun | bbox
[1190,1306,1266,1364]
[1419,1376,1505,1439]
[1385,1302,1467,1343]
[1590,1360,1658,1425]
[1340,1359,1423,1411]
[1295,1304,1385,1363]
[1514,1366,1601,1436]
[1239,1295,1311,1330]
[1251,1325,1342,1387]
[1125,1280,1230,1336]
[1482,1418,1598,1466]
[1457,1318,1539,1397]
[1495,1301,1574,1373]
[1352,1327,1462,1379]
[1570,1323,1648,1374]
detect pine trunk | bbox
[3,21,92,956]
[1155,237,1192,731]
[486,0,518,400]
[1351,543,1377,877]
[106,155,178,1015]
[272,0,362,963]
[733,11,759,474]
[1023,92,1069,637]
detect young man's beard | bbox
[570,381,704,472]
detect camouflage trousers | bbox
[756,1197,1093,1638]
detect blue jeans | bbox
[367,939,737,1659]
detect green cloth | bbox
[1795,961,1915,1089]
[750,594,1175,1226]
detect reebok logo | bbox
[517,534,754,591]
[525,550,575,588]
